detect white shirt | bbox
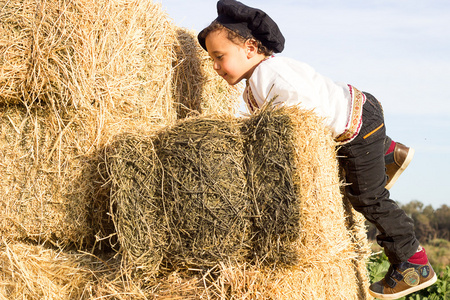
[244,56,360,140]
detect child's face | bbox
[205,29,256,86]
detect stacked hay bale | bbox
[242,106,301,265]
[254,107,372,299]
[0,0,240,248]
[105,105,372,299]
[0,0,176,120]
[106,116,250,274]
[0,0,175,247]
[0,110,372,299]
[0,0,372,298]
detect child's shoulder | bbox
[262,56,312,69]
[250,56,318,92]
[258,56,316,77]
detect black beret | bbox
[198,0,285,53]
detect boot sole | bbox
[369,272,437,299]
[385,147,415,190]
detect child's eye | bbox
[216,55,223,60]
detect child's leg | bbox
[339,93,436,299]
[384,136,415,190]
[338,94,418,264]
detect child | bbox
[197,0,436,299]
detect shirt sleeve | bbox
[248,58,323,113]
[246,57,353,138]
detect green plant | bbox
[368,251,390,283]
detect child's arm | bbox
[248,59,320,111]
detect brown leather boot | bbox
[385,142,415,190]
[369,260,437,299]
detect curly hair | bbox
[199,21,274,57]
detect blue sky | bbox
[159,0,450,208]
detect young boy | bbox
[197,0,437,299]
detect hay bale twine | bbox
[107,116,251,273]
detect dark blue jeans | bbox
[338,92,419,264]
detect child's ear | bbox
[245,39,258,58]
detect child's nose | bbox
[213,61,220,70]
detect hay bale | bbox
[106,106,372,300]
[0,240,94,299]
[0,0,179,247]
[172,28,242,119]
[106,116,251,273]
[257,106,372,299]
[0,105,97,246]
[242,107,301,265]
[262,107,361,299]
[104,134,165,274]
[0,0,177,125]
[0,106,372,299]
[193,107,373,300]
[153,117,250,268]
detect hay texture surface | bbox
[0,107,372,299]
[242,107,301,265]
[259,106,371,299]
[0,0,240,248]
[0,0,176,123]
[172,28,242,118]
[0,240,94,299]
[105,105,372,300]
[106,116,251,273]
[0,0,177,247]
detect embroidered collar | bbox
[244,55,275,114]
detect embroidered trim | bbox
[244,56,274,114]
[245,80,259,113]
[335,85,366,144]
